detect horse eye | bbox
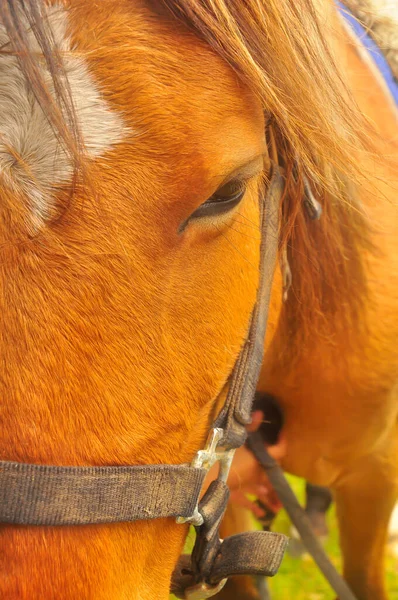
[190,180,247,221]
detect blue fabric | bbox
[337,0,398,105]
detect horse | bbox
[0,1,396,600]
[216,3,398,600]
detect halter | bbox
[0,166,288,599]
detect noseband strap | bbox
[0,166,287,598]
[0,461,207,526]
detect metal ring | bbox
[184,578,227,599]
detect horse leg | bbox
[333,435,398,600]
[289,482,333,557]
[305,482,333,539]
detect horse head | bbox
[0,0,372,598]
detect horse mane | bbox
[0,0,376,348]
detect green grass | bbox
[171,475,398,599]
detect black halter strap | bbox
[214,164,281,450]
[0,165,287,599]
[0,461,207,526]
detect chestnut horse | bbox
[218,4,398,600]
[0,1,396,600]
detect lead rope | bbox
[247,432,358,600]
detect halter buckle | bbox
[176,427,235,526]
[184,578,227,599]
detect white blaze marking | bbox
[0,5,127,227]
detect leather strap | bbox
[171,532,288,598]
[214,166,283,450]
[0,461,206,525]
[209,531,288,583]
[171,474,287,599]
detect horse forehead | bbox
[69,0,264,154]
[0,2,131,233]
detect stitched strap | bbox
[0,461,206,525]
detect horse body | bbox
[224,5,398,599]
